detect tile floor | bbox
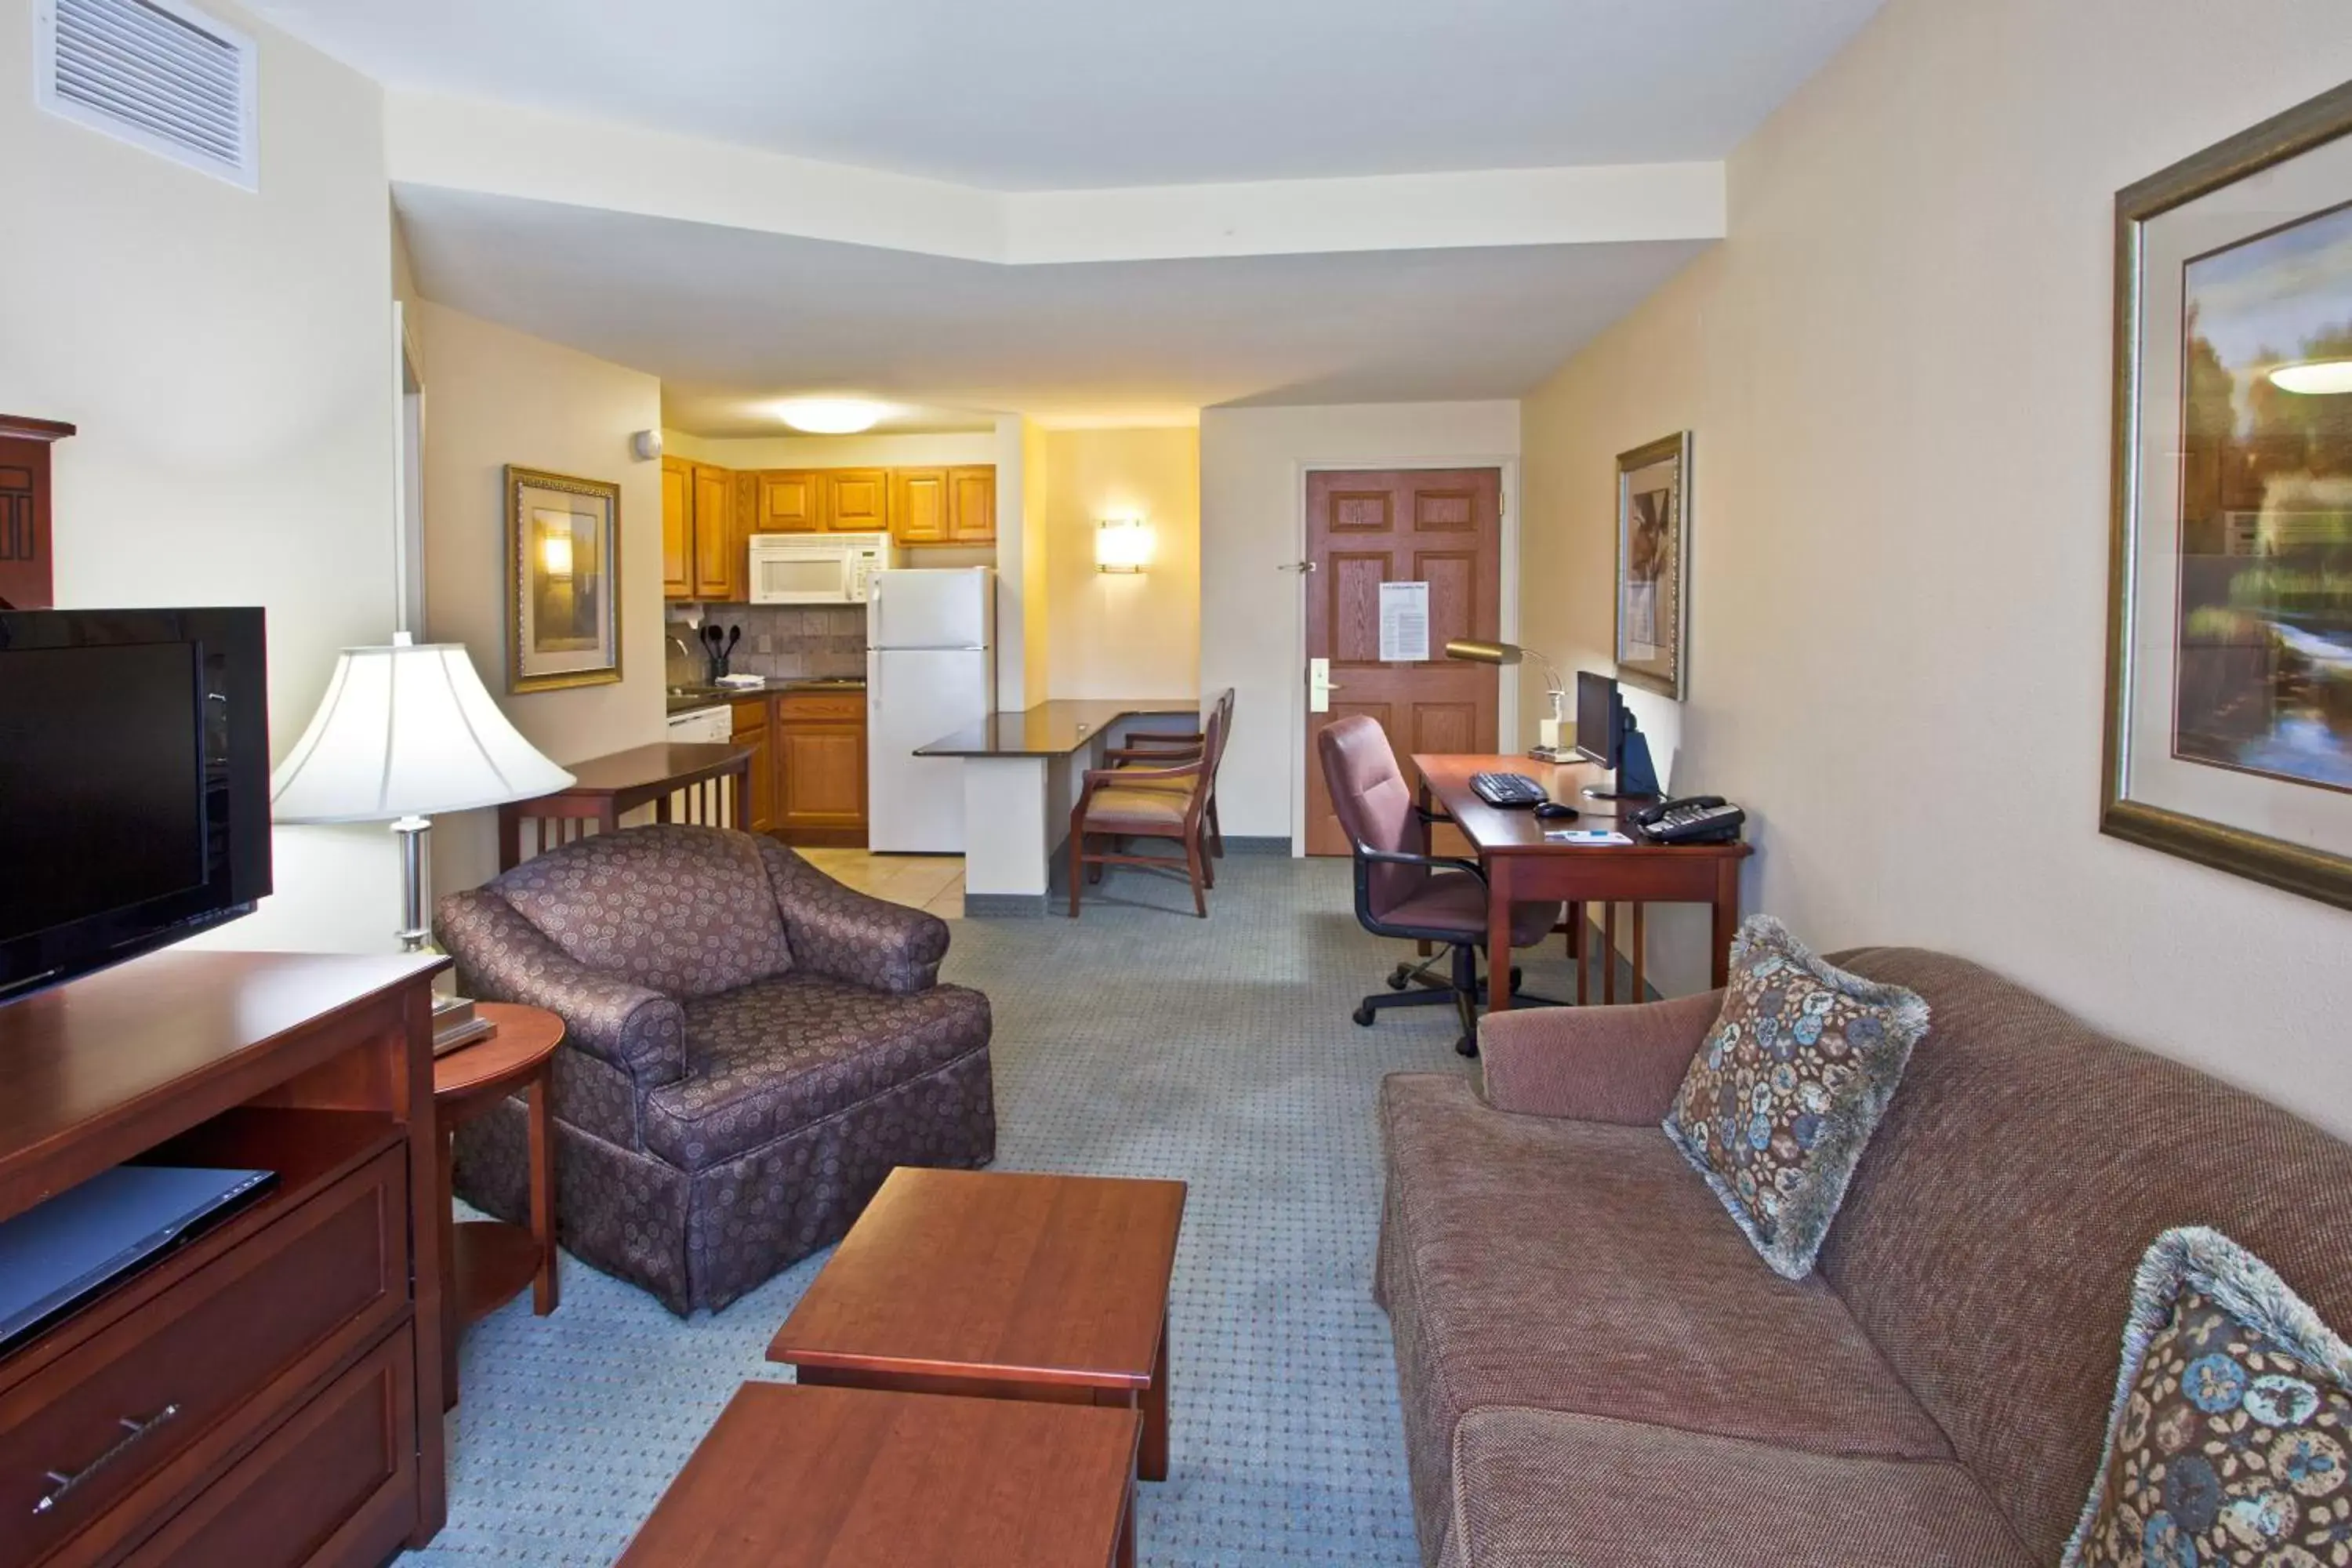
[795,846,965,919]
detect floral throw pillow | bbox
[2064,1227,2352,1568]
[1661,914,1929,1279]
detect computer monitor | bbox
[1573,670,1661,801]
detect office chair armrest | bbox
[1353,844,1484,882]
[1476,989,1726,1123]
[1414,804,1453,826]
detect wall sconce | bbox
[1096,517,1152,573]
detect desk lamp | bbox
[1443,639,1573,761]
[270,634,574,951]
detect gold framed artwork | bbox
[1614,431,1692,700]
[506,466,622,694]
[2103,79,2352,910]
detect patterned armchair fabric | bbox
[435,824,995,1314]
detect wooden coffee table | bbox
[617,1383,1141,1568]
[768,1168,1187,1481]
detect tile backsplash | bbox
[670,605,867,681]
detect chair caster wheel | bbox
[1386,964,1412,991]
[1352,1005,1377,1027]
[1454,1034,1479,1058]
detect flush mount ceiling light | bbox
[775,397,887,434]
[2268,359,2352,395]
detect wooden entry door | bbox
[1304,468,1502,856]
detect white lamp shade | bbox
[270,640,575,823]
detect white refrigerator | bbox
[866,568,995,853]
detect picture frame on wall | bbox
[506,465,622,694]
[2103,79,2352,910]
[1614,431,1692,700]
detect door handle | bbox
[1277,561,1316,573]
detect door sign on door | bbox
[1378,581,1430,662]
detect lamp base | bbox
[391,815,433,953]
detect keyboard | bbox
[1469,771,1549,808]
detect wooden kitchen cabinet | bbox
[731,698,775,833]
[756,470,821,534]
[772,689,867,845]
[660,456,695,599]
[662,458,742,602]
[947,465,996,544]
[890,468,950,546]
[823,470,890,534]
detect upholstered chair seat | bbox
[434,824,995,1314]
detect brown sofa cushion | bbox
[1442,1408,2031,1568]
[1816,949,2352,1562]
[644,974,991,1171]
[494,826,792,1000]
[1380,1073,1951,1461]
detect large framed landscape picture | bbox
[2105,80,2352,909]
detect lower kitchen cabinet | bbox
[773,690,867,846]
[731,699,775,833]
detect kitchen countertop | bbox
[667,677,865,716]
[915,697,1200,758]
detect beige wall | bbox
[1519,0,2352,1134]
[0,0,408,952]
[1042,428,1201,700]
[1201,401,1522,839]
[1018,419,1051,706]
[417,302,666,897]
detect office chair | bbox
[1317,715,1563,1056]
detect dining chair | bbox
[1069,702,1228,917]
[1110,688,1235,862]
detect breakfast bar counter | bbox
[917,697,1200,914]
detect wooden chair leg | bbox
[1602,903,1619,1004]
[1199,824,1217,888]
[1069,828,1086,916]
[1208,795,1225,858]
[1185,835,1208,917]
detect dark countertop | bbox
[667,677,864,715]
[915,697,1200,758]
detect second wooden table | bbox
[768,1168,1186,1481]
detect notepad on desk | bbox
[1544,828,1633,844]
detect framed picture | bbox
[506,466,622,694]
[1614,431,1692,699]
[2104,80,2352,910]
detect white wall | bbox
[1043,428,1201,701]
[418,303,666,898]
[1519,0,2352,1134]
[662,429,999,470]
[1200,401,1521,840]
[0,0,406,952]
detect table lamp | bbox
[270,633,575,951]
[1444,640,1573,761]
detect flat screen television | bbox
[0,608,270,1002]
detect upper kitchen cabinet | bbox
[756,470,821,533]
[947,466,996,545]
[660,456,695,599]
[663,457,742,602]
[824,469,890,533]
[890,468,950,546]
[691,461,739,601]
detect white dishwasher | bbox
[666,704,731,743]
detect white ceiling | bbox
[249,0,1881,191]
[395,187,1710,434]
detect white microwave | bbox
[745,532,895,605]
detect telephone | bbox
[1625,794,1746,845]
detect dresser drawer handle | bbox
[32,1404,180,1516]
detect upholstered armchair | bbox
[434,824,995,1314]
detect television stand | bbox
[0,947,448,1565]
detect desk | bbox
[1412,753,1751,1007]
[497,742,750,869]
[917,698,1200,915]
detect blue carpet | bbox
[404,855,1577,1565]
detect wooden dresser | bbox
[0,949,448,1567]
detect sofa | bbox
[1375,946,2352,1566]
[436,824,996,1314]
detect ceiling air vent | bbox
[34,0,257,190]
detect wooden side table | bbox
[433,1000,564,1408]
